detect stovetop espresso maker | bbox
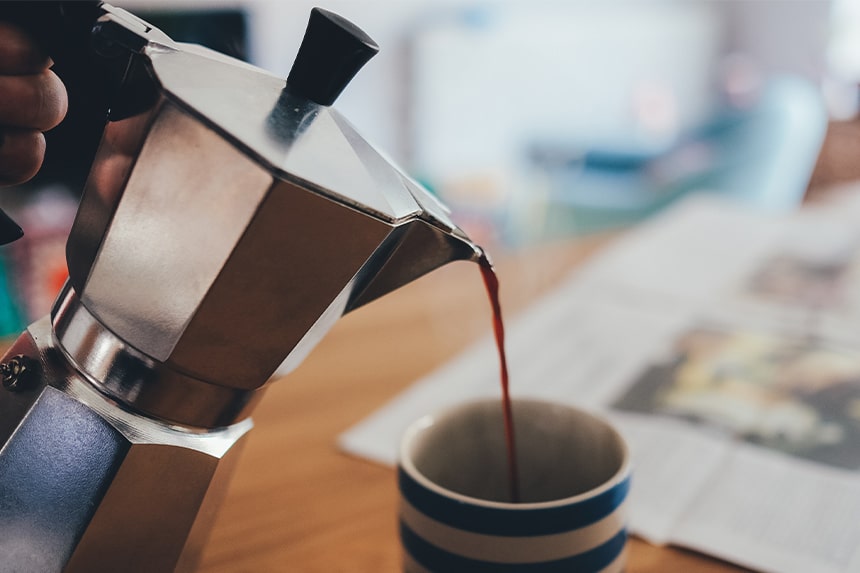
[0,4,480,571]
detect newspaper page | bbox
[339,190,860,573]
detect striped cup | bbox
[398,399,630,572]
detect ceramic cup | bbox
[397,398,631,572]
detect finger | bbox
[0,69,67,131]
[0,22,51,74]
[0,128,45,186]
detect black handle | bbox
[286,8,378,106]
[0,2,102,67]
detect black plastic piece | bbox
[286,8,378,106]
[0,209,23,246]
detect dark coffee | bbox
[478,252,520,503]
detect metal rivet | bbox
[1,355,35,392]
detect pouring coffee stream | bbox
[477,252,521,503]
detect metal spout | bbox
[346,220,481,312]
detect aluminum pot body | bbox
[0,316,253,573]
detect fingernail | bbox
[0,208,23,245]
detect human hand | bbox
[0,21,68,187]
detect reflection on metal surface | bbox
[53,285,262,428]
[0,318,252,573]
[0,386,127,572]
[80,102,273,363]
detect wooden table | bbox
[196,237,748,573]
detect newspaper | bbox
[339,190,860,573]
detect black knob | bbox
[286,8,378,106]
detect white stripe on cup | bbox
[399,498,626,565]
[403,534,627,573]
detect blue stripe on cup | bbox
[398,467,630,537]
[400,521,627,572]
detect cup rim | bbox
[398,398,631,510]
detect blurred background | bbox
[1,0,858,336]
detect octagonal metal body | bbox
[0,318,252,573]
